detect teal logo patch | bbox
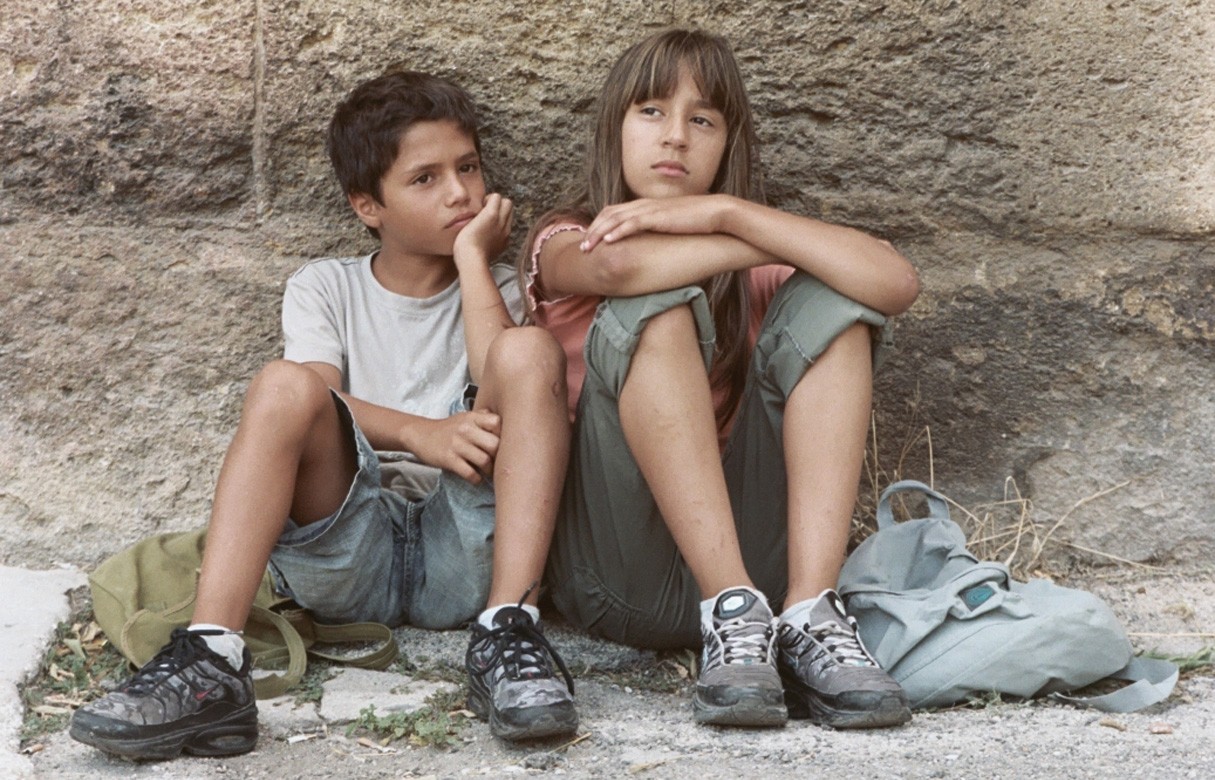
[961,584,995,609]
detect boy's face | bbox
[349,119,486,259]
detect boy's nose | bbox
[445,176,471,205]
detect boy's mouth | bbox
[446,212,478,229]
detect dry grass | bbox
[856,392,1142,580]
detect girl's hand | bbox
[454,193,513,265]
[580,195,732,252]
[405,410,501,484]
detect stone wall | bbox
[2,0,1212,568]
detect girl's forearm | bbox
[570,232,772,297]
[720,198,920,316]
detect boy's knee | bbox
[485,326,565,384]
[244,360,333,421]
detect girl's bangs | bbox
[627,35,739,121]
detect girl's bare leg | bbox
[783,323,873,605]
[618,305,752,597]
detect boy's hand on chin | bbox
[454,193,513,266]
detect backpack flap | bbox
[843,562,1015,677]
[89,529,209,667]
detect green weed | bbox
[19,618,127,746]
[345,688,468,749]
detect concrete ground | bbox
[3,565,1213,779]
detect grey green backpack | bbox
[838,480,1177,712]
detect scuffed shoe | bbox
[465,606,578,741]
[777,590,911,729]
[69,628,257,759]
[693,587,787,727]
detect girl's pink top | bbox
[527,222,794,450]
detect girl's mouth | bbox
[652,161,688,177]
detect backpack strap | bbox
[1051,656,1179,713]
[876,480,952,530]
[310,621,399,669]
[245,605,308,699]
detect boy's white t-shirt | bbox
[281,254,522,422]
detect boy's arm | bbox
[304,361,500,485]
[570,195,920,316]
[453,193,516,384]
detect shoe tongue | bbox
[716,588,759,620]
[492,606,533,629]
[807,590,848,625]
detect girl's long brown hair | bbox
[519,28,765,429]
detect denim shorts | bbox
[546,272,890,649]
[266,388,495,629]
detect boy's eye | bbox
[459,162,480,174]
[411,173,433,185]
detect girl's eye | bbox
[639,105,661,117]
[692,115,714,127]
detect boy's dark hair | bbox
[327,70,481,228]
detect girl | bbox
[521,29,920,729]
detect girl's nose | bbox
[662,119,689,150]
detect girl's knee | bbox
[636,302,697,345]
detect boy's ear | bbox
[348,191,382,231]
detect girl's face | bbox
[620,68,728,200]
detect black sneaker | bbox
[777,590,911,729]
[465,606,578,741]
[69,628,257,759]
[693,587,787,727]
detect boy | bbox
[69,71,577,758]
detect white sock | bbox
[478,603,541,630]
[779,589,834,628]
[188,623,246,670]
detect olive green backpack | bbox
[89,528,398,699]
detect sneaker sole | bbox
[786,690,912,729]
[69,705,258,759]
[693,690,788,728]
[469,689,579,741]
[490,701,579,741]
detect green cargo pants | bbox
[546,271,891,649]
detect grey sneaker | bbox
[465,606,578,741]
[69,628,257,759]
[693,587,787,727]
[777,590,911,729]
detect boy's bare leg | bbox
[473,327,570,608]
[617,305,752,598]
[194,359,357,630]
[782,322,872,606]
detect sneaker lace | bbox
[717,617,775,665]
[123,628,215,695]
[805,618,876,668]
[482,589,575,695]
